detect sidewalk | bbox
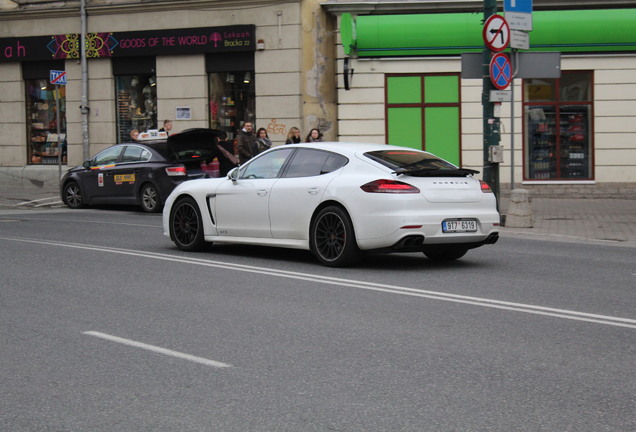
[499,196,636,247]
[0,187,63,210]
[1,187,635,247]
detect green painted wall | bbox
[386,75,461,165]
[425,107,460,164]
[387,107,422,150]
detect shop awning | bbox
[341,9,636,57]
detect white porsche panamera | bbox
[162,142,500,267]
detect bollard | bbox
[504,188,534,228]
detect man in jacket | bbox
[237,121,256,164]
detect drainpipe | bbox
[80,0,90,161]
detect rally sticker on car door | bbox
[114,174,136,185]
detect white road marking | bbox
[0,215,157,228]
[14,197,63,207]
[2,235,636,330]
[83,331,232,368]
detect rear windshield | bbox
[364,150,478,177]
[364,150,456,170]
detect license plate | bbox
[442,219,477,233]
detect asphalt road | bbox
[1,207,635,431]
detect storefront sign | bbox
[0,25,255,62]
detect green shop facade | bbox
[330,7,636,195]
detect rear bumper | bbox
[355,212,501,251]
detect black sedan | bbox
[61,128,236,212]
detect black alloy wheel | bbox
[170,197,206,251]
[310,205,360,267]
[63,181,84,209]
[140,183,161,213]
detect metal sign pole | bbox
[80,0,90,161]
[55,84,62,182]
[482,0,501,203]
[510,77,515,190]
[510,48,518,190]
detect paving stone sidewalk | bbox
[500,197,636,247]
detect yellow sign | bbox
[114,173,136,184]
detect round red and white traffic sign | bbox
[483,14,510,52]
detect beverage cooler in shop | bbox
[525,105,592,180]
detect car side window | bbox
[283,149,348,178]
[121,146,151,163]
[240,148,294,179]
[92,147,122,166]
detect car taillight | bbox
[166,166,187,176]
[480,180,493,193]
[360,179,420,193]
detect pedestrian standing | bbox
[306,128,323,142]
[285,127,302,144]
[237,121,257,164]
[215,131,239,176]
[255,128,273,154]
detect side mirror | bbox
[82,160,91,169]
[228,167,239,182]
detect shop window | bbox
[385,74,461,166]
[207,52,255,148]
[25,79,66,165]
[115,75,157,143]
[113,57,157,143]
[524,71,593,180]
[208,71,255,142]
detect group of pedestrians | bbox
[236,122,324,164]
[284,127,323,144]
[200,121,328,177]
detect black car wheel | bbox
[63,181,84,209]
[310,205,360,267]
[170,197,206,251]
[423,247,468,262]
[140,183,161,213]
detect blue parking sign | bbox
[504,0,532,14]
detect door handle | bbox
[257,190,268,196]
[307,187,320,195]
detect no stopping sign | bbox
[490,53,512,90]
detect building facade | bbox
[0,0,337,188]
[1,0,635,198]
[322,0,636,197]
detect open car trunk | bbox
[159,128,224,177]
